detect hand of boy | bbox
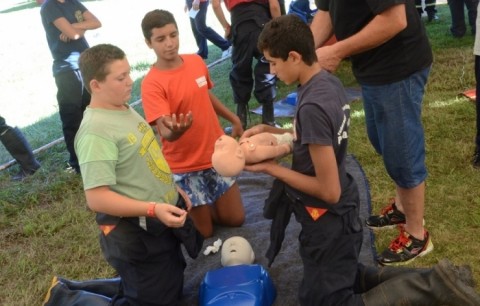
[230,121,244,138]
[155,204,188,228]
[161,111,193,133]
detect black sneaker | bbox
[11,168,38,181]
[472,150,480,168]
[427,13,439,22]
[65,163,80,174]
[365,199,406,229]
[378,227,434,266]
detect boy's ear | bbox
[288,51,302,63]
[89,79,100,92]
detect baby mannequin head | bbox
[212,135,245,177]
[221,236,255,267]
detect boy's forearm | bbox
[263,125,291,135]
[85,187,187,228]
[210,93,240,125]
[74,11,102,31]
[86,187,153,217]
[71,20,101,32]
[53,11,101,41]
[267,165,340,204]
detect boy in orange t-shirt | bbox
[141,9,245,238]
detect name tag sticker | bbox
[196,76,207,88]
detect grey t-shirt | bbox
[286,70,358,215]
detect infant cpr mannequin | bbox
[212,133,293,177]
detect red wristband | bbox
[147,202,157,217]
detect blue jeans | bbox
[54,69,90,170]
[447,0,479,37]
[361,67,430,189]
[186,0,231,59]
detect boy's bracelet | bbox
[147,202,157,217]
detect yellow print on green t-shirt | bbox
[137,123,173,184]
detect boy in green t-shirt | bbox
[71,43,202,305]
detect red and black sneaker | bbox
[378,226,434,266]
[366,198,406,229]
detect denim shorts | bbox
[173,168,235,207]
[360,67,430,188]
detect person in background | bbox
[473,1,480,167]
[212,0,281,130]
[311,0,433,266]
[448,0,479,37]
[0,116,41,181]
[40,0,101,174]
[185,0,232,59]
[415,0,438,22]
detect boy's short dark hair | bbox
[141,9,178,41]
[79,44,126,93]
[258,14,317,65]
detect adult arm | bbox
[209,92,244,137]
[85,186,187,228]
[312,4,407,72]
[211,0,231,38]
[268,0,282,18]
[53,10,101,41]
[310,10,334,49]
[245,144,341,204]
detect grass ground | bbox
[1,2,480,305]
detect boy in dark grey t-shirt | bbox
[243,13,362,305]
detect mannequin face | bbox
[211,135,245,177]
[221,236,255,267]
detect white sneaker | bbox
[221,46,232,58]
